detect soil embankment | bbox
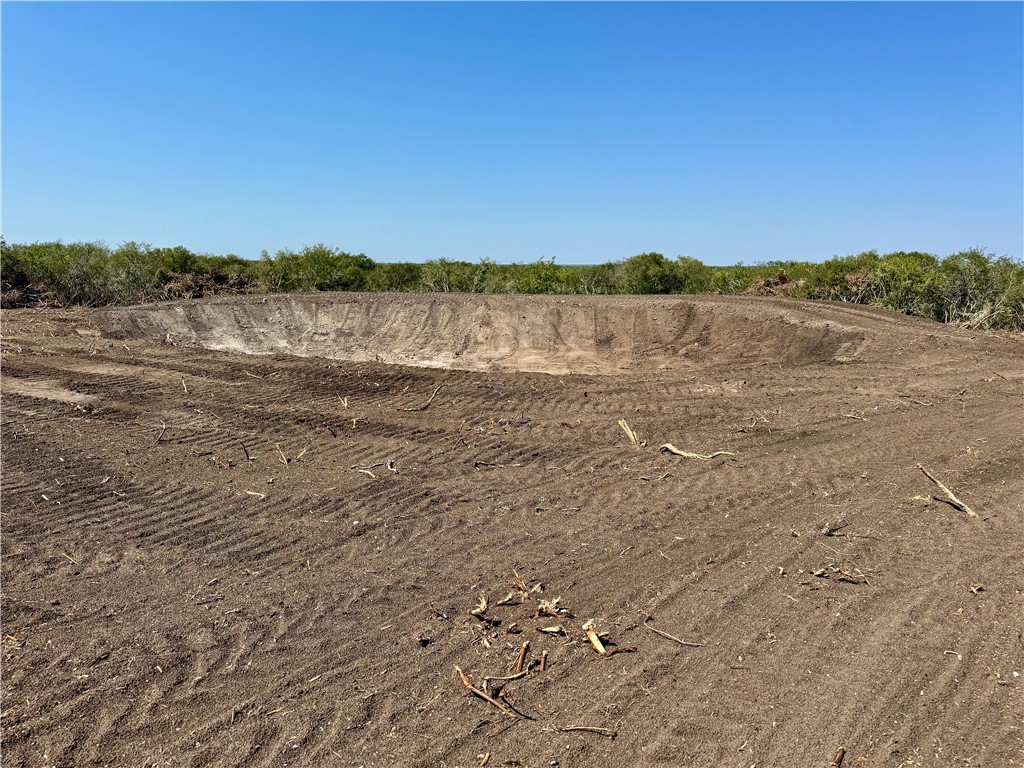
[96,293,889,373]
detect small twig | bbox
[618,419,639,446]
[276,444,289,466]
[455,666,522,719]
[181,377,189,394]
[540,650,548,672]
[239,441,254,462]
[918,464,977,517]
[659,443,735,460]
[642,616,706,647]
[352,462,385,471]
[61,552,78,564]
[543,725,617,739]
[400,384,443,412]
[483,670,529,692]
[604,646,638,657]
[152,422,167,447]
[831,746,846,768]
[514,642,529,674]
[245,491,266,499]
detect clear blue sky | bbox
[3,2,1022,265]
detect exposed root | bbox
[659,443,735,460]
[400,384,442,412]
[642,615,706,648]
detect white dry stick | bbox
[618,419,639,446]
[659,443,734,460]
[918,464,977,517]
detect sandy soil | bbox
[1,293,1021,768]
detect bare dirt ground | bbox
[1,293,1022,768]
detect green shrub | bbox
[621,252,683,294]
[870,251,941,318]
[933,249,1024,329]
[801,251,882,301]
[515,257,565,294]
[255,244,374,292]
[366,262,422,292]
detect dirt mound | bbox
[94,293,894,374]
[2,299,1021,768]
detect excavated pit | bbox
[97,293,879,374]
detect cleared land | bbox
[1,293,1022,767]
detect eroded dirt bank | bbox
[1,294,1022,768]
[94,293,891,374]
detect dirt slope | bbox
[1,293,1022,768]
[96,293,879,374]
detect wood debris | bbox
[582,620,606,655]
[535,596,570,619]
[512,570,542,594]
[537,625,566,636]
[604,645,637,657]
[618,419,640,446]
[495,591,523,607]
[659,443,735,460]
[642,615,706,648]
[152,422,167,447]
[454,666,521,719]
[400,384,442,412]
[469,592,488,618]
[812,565,871,586]
[918,464,977,517]
[514,642,529,674]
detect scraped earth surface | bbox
[1,293,1021,768]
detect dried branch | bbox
[659,443,734,460]
[918,464,977,517]
[642,615,706,648]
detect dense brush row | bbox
[2,240,1022,329]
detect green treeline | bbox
[2,240,1022,330]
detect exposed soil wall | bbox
[96,293,889,373]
